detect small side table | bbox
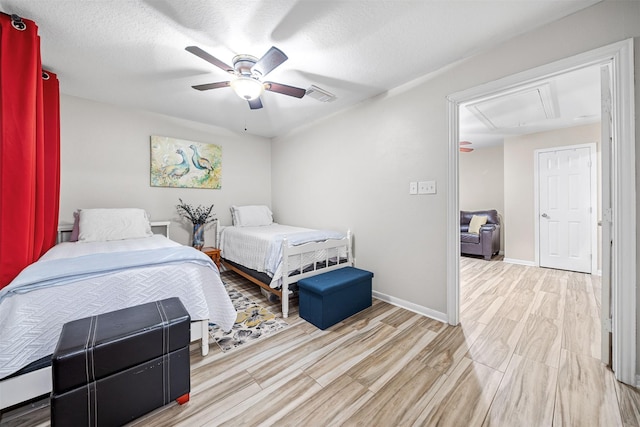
[202,247,221,270]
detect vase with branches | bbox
[176,198,215,250]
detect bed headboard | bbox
[57,221,171,243]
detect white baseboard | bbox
[373,291,448,324]
[503,258,537,267]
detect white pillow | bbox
[232,205,273,227]
[468,214,488,234]
[78,208,153,242]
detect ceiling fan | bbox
[459,140,474,152]
[186,45,306,110]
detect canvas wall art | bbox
[150,135,222,189]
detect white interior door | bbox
[600,64,612,366]
[538,146,593,273]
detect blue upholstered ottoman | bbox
[298,267,373,329]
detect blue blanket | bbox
[0,246,214,302]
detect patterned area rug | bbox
[209,286,288,352]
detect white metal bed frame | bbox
[0,221,211,411]
[223,230,354,318]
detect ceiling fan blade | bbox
[459,140,473,146]
[185,46,234,73]
[192,81,231,91]
[248,98,263,110]
[264,82,306,98]
[252,46,288,77]
[460,147,474,153]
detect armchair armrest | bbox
[480,224,497,232]
[479,224,500,260]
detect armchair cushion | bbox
[461,233,480,244]
[468,215,488,234]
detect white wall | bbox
[459,144,504,252]
[272,2,639,334]
[459,144,504,214]
[60,95,272,246]
[503,123,600,263]
[273,91,450,315]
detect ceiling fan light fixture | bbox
[230,77,264,101]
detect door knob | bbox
[541,213,549,218]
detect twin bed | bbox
[219,205,353,318]
[0,206,353,411]
[0,209,236,410]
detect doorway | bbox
[447,40,636,385]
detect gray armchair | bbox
[460,210,500,260]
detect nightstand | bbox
[202,247,221,270]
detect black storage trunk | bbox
[51,298,191,427]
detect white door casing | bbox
[537,146,594,274]
[447,39,635,385]
[600,63,613,366]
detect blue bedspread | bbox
[0,246,213,301]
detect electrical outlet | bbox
[409,182,418,195]
[418,180,436,194]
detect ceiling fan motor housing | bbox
[233,55,259,77]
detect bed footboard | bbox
[281,230,353,318]
[0,366,51,411]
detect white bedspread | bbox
[0,235,236,379]
[220,224,346,288]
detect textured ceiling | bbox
[0,0,600,138]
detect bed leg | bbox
[282,282,289,318]
[201,321,209,356]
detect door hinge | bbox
[603,317,612,333]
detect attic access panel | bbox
[466,83,558,130]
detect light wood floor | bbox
[2,258,639,426]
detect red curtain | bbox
[0,14,60,289]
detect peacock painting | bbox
[189,144,214,174]
[150,135,222,189]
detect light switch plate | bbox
[409,182,418,195]
[418,180,436,194]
